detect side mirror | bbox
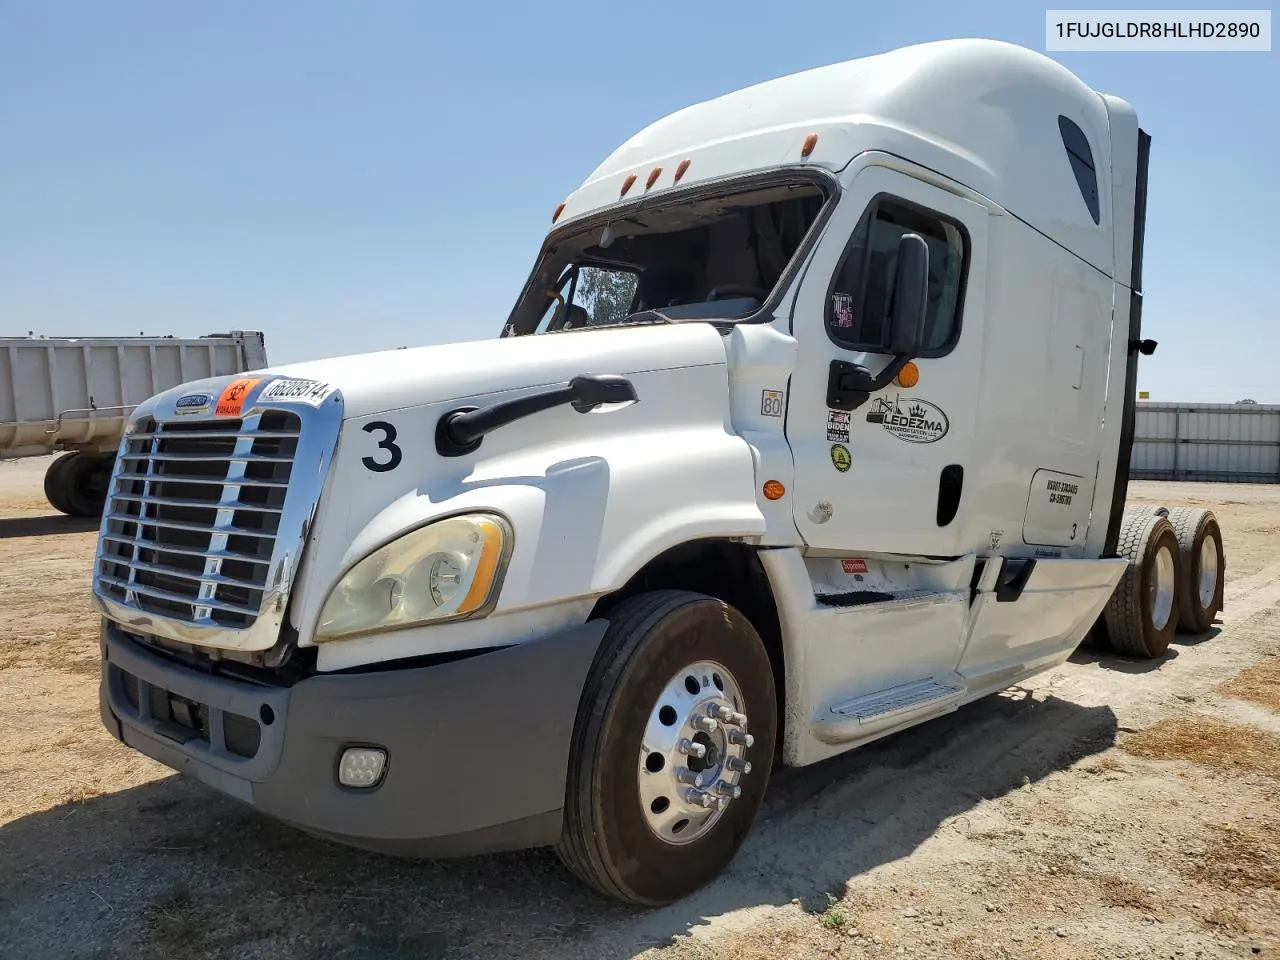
[889,232,930,357]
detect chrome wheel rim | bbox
[1150,544,1176,631]
[638,660,754,846]
[1198,537,1219,608]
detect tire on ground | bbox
[556,589,777,906]
[1103,513,1182,659]
[42,452,80,515]
[1167,506,1225,635]
[60,453,113,518]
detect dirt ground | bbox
[2,455,1278,960]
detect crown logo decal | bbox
[908,403,927,418]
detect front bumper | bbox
[99,618,608,856]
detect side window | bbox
[574,266,639,327]
[532,265,640,334]
[826,196,968,355]
[1058,115,1101,225]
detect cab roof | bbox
[556,39,1137,280]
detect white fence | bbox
[1131,402,1280,483]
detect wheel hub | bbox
[638,660,754,845]
[1150,543,1176,631]
[1198,537,1219,608]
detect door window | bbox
[825,195,969,356]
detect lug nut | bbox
[714,780,742,800]
[678,738,707,760]
[675,767,707,788]
[684,788,717,809]
[691,713,718,734]
[726,756,752,774]
[728,730,754,747]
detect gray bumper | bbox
[99,619,608,857]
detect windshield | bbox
[503,178,829,337]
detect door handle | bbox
[936,464,963,527]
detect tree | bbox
[577,267,638,325]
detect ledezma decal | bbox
[865,395,949,444]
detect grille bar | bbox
[118,452,295,464]
[125,559,268,591]
[97,574,262,617]
[115,472,289,489]
[96,410,301,629]
[101,534,270,564]
[104,512,278,538]
[128,429,300,441]
[113,492,285,514]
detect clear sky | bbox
[1,2,1276,402]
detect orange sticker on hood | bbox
[215,378,261,417]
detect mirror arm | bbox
[827,356,912,411]
[436,374,637,457]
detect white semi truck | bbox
[1,331,267,516]
[92,39,1226,906]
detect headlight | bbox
[315,513,510,642]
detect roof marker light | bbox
[646,167,663,190]
[674,158,691,182]
[552,202,566,224]
[621,174,637,197]
[801,133,819,158]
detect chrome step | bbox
[814,589,954,609]
[814,678,965,744]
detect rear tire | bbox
[1103,513,1182,658]
[1167,506,1224,635]
[556,590,777,906]
[42,452,79,515]
[60,453,113,518]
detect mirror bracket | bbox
[827,356,912,411]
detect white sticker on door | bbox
[865,395,949,444]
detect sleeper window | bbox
[826,196,967,355]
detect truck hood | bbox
[247,323,731,420]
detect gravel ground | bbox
[1,456,1278,960]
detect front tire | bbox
[556,590,777,906]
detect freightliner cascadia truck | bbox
[91,39,1227,906]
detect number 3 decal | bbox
[362,421,402,472]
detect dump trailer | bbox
[91,39,1226,907]
[0,331,267,516]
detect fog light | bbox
[338,747,387,788]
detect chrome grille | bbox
[97,411,302,629]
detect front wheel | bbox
[556,590,777,906]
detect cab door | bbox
[785,160,990,557]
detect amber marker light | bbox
[620,174,637,197]
[801,133,819,157]
[763,480,786,501]
[896,361,920,388]
[646,167,663,189]
[674,158,691,182]
[552,202,566,223]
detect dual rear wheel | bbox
[1099,506,1224,658]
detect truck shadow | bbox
[0,691,1117,960]
[0,514,100,539]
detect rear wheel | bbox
[60,453,113,518]
[1103,512,1182,658]
[42,452,79,515]
[1167,506,1224,634]
[556,590,777,906]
